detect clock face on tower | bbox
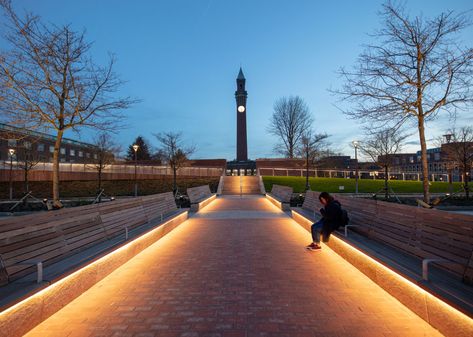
[238,105,245,113]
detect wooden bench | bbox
[0,192,182,286]
[266,184,293,211]
[290,201,473,336]
[293,190,319,220]
[333,195,473,284]
[187,185,216,211]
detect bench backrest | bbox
[0,191,178,284]
[270,184,293,203]
[187,185,212,203]
[302,191,319,211]
[333,194,473,282]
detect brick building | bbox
[0,123,98,164]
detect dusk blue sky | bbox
[2,1,473,160]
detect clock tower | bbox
[235,67,248,161]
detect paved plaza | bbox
[24,196,443,337]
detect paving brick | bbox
[23,196,444,337]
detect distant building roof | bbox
[0,123,96,148]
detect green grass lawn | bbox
[262,176,463,194]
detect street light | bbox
[133,144,139,197]
[352,141,359,195]
[8,148,15,200]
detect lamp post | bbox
[133,144,139,197]
[8,148,15,200]
[352,141,359,195]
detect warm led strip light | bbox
[291,209,473,337]
[0,211,188,337]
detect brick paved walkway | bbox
[25,196,443,337]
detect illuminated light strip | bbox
[0,211,189,337]
[192,194,217,212]
[265,194,284,210]
[291,209,473,337]
[262,195,286,213]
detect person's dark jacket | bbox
[320,200,342,241]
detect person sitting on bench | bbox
[305,192,342,251]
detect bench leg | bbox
[36,262,43,283]
[344,225,359,237]
[422,258,459,281]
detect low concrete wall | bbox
[190,194,216,212]
[265,194,290,211]
[0,211,188,337]
[291,209,473,337]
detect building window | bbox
[78,151,83,157]
[60,158,66,162]
[23,141,31,149]
[37,143,45,152]
[60,148,66,155]
[434,152,440,161]
[93,154,98,159]
[49,146,55,153]
[86,153,90,158]
[70,149,75,156]
[8,139,17,147]
[409,156,414,163]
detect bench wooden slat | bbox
[0,191,180,283]
[303,193,473,281]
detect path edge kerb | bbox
[0,211,189,337]
[291,209,473,337]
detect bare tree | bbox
[0,1,135,208]
[16,141,42,194]
[88,132,120,196]
[268,96,313,158]
[333,1,473,203]
[359,128,408,199]
[155,132,196,195]
[441,127,473,199]
[297,130,329,190]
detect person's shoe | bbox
[305,243,321,251]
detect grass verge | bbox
[263,176,463,194]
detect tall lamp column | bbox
[352,141,359,195]
[8,148,15,200]
[133,144,139,197]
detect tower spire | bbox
[237,67,245,80]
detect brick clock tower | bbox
[235,67,248,161]
[227,67,256,175]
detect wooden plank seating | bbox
[266,184,293,211]
[296,192,473,284]
[187,185,212,204]
[0,191,181,286]
[186,185,216,211]
[337,195,473,283]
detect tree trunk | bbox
[463,171,470,200]
[98,167,102,191]
[417,115,430,203]
[52,130,64,208]
[305,150,310,191]
[173,166,177,195]
[98,167,102,203]
[24,166,28,193]
[384,165,389,200]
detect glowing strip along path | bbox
[25,196,443,337]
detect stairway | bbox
[221,176,261,195]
